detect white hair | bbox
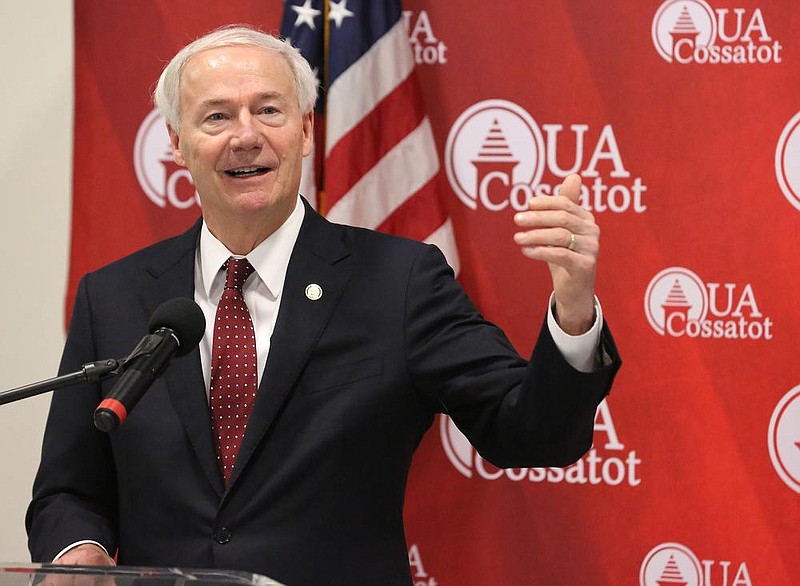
[153,24,317,131]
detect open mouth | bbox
[225,166,271,178]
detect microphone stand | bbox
[0,359,121,406]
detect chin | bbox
[233,191,293,214]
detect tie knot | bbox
[223,257,254,291]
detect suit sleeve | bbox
[405,244,621,468]
[26,275,119,562]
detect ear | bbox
[301,111,314,157]
[167,124,187,167]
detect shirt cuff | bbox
[546,293,604,373]
[53,540,110,562]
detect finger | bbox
[514,226,573,246]
[517,242,596,267]
[558,173,582,204]
[515,227,598,255]
[521,193,593,222]
[513,208,592,232]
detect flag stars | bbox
[329,0,355,29]
[291,0,322,30]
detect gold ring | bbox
[568,232,577,251]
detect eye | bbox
[206,112,226,122]
[261,106,279,115]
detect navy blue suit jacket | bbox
[28,200,620,586]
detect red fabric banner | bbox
[70,1,800,584]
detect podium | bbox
[0,565,284,586]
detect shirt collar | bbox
[197,196,305,299]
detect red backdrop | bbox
[70,1,800,584]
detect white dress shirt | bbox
[194,196,305,393]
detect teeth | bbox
[227,167,266,176]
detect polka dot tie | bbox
[210,257,258,484]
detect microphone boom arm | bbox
[0,359,121,406]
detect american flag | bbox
[280,0,460,272]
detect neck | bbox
[204,204,295,255]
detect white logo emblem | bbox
[445,99,545,211]
[640,543,702,586]
[652,0,717,62]
[644,267,773,340]
[652,1,782,64]
[445,100,649,214]
[133,109,199,209]
[768,385,800,493]
[775,111,800,212]
[645,267,708,336]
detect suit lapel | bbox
[139,219,226,498]
[135,207,352,495]
[227,203,352,488]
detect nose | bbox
[229,112,262,151]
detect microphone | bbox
[93,298,205,433]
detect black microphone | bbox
[93,298,205,432]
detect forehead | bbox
[180,45,295,99]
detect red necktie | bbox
[210,257,258,484]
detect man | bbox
[27,26,620,586]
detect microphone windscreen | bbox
[148,298,206,357]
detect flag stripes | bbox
[281,0,460,272]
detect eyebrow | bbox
[198,92,287,109]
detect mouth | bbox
[224,166,271,178]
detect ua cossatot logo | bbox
[133,108,199,209]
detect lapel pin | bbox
[305,283,323,301]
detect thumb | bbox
[559,173,582,204]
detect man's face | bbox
[169,45,313,234]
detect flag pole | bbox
[318,0,330,216]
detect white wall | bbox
[0,0,74,562]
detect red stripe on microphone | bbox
[97,398,128,425]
